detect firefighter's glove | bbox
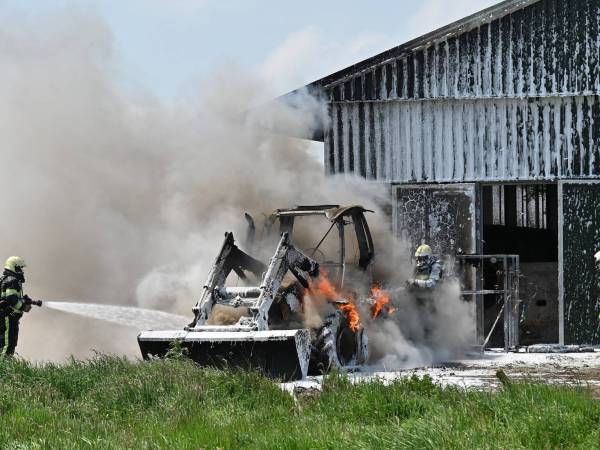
[23,295,42,308]
[405,279,417,291]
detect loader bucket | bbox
[138,329,311,381]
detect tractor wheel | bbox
[308,310,369,375]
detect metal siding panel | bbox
[501,14,513,95]
[422,102,433,181]
[331,104,339,174]
[593,0,600,91]
[343,104,352,172]
[561,181,600,345]
[467,101,476,179]
[516,100,526,178]
[444,101,455,180]
[352,103,360,175]
[416,50,425,99]
[554,98,563,177]
[486,101,496,179]
[565,98,574,177]
[544,0,558,94]
[512,8,525,96]
[475,101,485,179]
[583,95,591,176]
[410,103,422,181]
[358,103,366,177]
[448,36,459,98]
[390,61,398,98]
[397,104,406,181]
[438,41,448,97]
[403,103,412,180]
[592,95,600,175]
[481,23,492,97]
[391,102,400,180]
[385,63,394,99]
[324,104,334,174]
[384,103,393,181]
[397,58,405,99]
[522,5,534,95]
[376,103,384,178]
[532,1,545,94]
[574,96,584,176]
[468,28,479,97]
[367,103,376,179]
[509,100,518,179]
[375,66,383,100]
[406,53,415,99]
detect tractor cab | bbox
[245,205,375,288]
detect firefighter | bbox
[406,243,443,291]
[595,251,600,320]
[0,256,41,357]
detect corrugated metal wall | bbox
[324,0,600,182]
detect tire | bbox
[308,310,369,375]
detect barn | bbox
[282,0,600,346]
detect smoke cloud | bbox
[2,7,474,366]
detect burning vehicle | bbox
[138,205,392,380]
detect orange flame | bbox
[309,271,342,299]
[339,302,361,331]
[308,271,362,331]
[370,286,396,318]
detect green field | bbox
[0,355,598,449]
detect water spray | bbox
[43,301,188,331]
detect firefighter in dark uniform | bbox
[0,256,41,357]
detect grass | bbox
[0,355,598,449]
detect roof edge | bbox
[294,0,541,92]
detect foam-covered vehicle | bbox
[138,205,375,380]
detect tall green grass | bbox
[0,355,598,449]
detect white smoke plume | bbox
[1,7,474,365]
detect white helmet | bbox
[5,256,26,273]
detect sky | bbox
[2,0,498,101]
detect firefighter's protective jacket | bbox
[0,269,25,356]
[413,260,443,289]
[0,269,25,316]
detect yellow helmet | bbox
[5,256,26,272]
[415,244,433,258]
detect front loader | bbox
[138,205,373,381]
[139,231,321,380]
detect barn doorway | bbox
[481,183,559,346]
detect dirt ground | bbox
[282,349,600,397]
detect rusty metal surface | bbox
[320,0,600,182]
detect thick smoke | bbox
[2,8,474,365]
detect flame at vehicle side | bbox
[307,271,362,331]
[370,286,396,319]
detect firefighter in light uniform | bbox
[0,256,37,356]
[594,251,600,320]
[406,244,443,293]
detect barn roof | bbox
[279,0,541,141]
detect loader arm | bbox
[190,232,266,328]
[139,231,320,380]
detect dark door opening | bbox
[481,183,559,346]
